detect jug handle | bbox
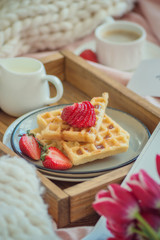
[42,75,63,104]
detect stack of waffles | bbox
[30,93,130,166]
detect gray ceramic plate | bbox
[5,104,150,181]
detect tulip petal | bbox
[139,170,160,194]
[109,184,137,205]
[127,180,159,209]
[130,173,139,181]
[107,219,136,240]
[108,238,117,240]
[156,154,160,177]
[93,197,139,223]
[130,170,159,192]
[96,189,111,200]
[128,169,160,210]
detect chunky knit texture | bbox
[0,0,135,57]
[0,155,60,240]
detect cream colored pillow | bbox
[0,155,60,240]
[0,0,136,57]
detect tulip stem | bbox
[132,228,148,238]
[135,212,159,240]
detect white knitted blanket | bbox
[0,0,136,58]
[0,155,60,240]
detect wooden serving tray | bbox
[0,50,160,228]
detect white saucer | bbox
[75,40,160,72]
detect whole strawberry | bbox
[79,49,98,63]
[19,133,41,160]
[41,147,73,170]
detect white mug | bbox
[95,18,146,71]
[0,57,63,117]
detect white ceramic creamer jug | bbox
[0,57,63,117]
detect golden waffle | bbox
[34,92,109,143]
[36,109,63,141]
[62,114,130,166]
[30,128,63,151]
[39,110,63,141]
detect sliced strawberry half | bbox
[78,103,91,128]
[19,134,41,160]
[70,102,87,127]
[67,103,83,126]
[41,147,73,170]
[61,103,78,121]
[87,108,96,127]
[79,49,98,63]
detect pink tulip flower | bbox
[93,155,160,240]
[93,184,140,224]
[127,169,160,210]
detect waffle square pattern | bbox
[62,114,130,165]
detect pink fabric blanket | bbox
[24,1,160,239]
